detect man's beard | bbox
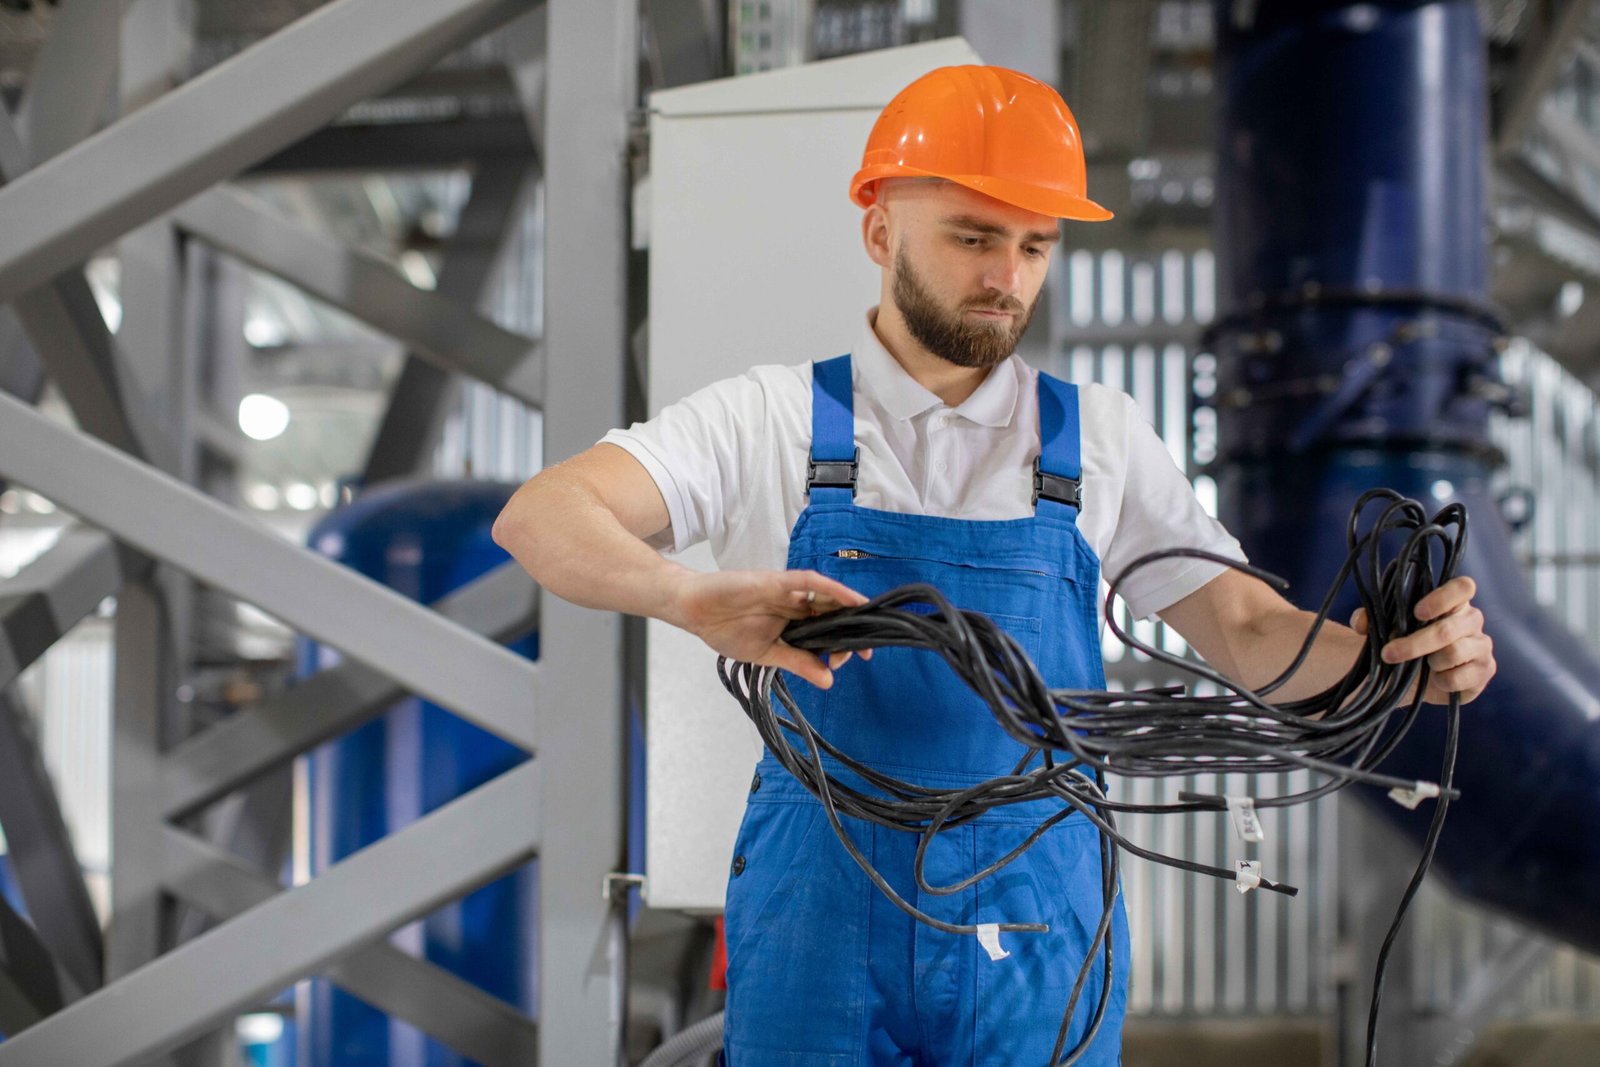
[891,246,1040,370]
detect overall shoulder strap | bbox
[807,354,858,503]
[1034,370,1083,521]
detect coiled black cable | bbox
[717,488,1467,1066]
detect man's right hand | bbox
[666,569,873,689]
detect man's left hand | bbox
[1350,575,1496,705]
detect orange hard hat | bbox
[849,65,1112,222]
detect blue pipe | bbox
[1210,0,1600,952]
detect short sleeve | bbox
[1099,393,1248,620]
[598,371,768,555]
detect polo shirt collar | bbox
[855,307,1020,428]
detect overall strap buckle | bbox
[1033,456,1082,509]
[807,447,860,498]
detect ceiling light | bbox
[238,394,291,441]
[284,482,319,511]
[245,483,281,510]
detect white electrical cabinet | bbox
[642,38,983,911]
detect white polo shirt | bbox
[601,308,1246,621]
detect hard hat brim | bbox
[852,165,1114,223]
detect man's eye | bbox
[1025,247,1044,258]
[958,236,982,247]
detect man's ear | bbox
[861,204,892,270]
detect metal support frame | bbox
[0,892,72,1037]
[15,0,122,166]
[162,560,538,820]
[249,115,535,175]
[0,528,141,690]
[531,0,634,1060]
[0,762,541,1066]
[0,689,104,998]
[0,106,179,472]
[0,0,537,302]
[0,2,571,1063]
[174,185,544,409]
[164,829,539,1067]
[0,533,137,999]
[362,160,533,484]
[1495,0,1597,157]
[0,309,43,405]
[107,580,174,981]
[0,388,539,753]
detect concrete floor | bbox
[1121,1017,1600,1067]
[1122,1018,1329,1066]
[1462,1020,1600,1067]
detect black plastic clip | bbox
[807,447,860,498]
[1032,456,1082,509]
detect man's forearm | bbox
[1226,607,1370,703]
[492,473,689,625]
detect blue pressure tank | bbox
[1207,0,1600,952]
[296,479,538,1067]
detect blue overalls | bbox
[722,354,1130,1065]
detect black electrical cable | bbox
[716,488,1467,1067]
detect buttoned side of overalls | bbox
[722,354,1130,1067]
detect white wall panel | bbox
[643,37,981,911]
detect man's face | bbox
[880,182,1058,370]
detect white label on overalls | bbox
[976,923,1010,961]
[1225,795,1265,843]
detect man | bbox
[492,65,1495,1066]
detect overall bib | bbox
[723,354,1130,1066]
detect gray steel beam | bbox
[108,580,174,981]
[532,0,633,1060]
[0,304,42,492]
[16,0,123,165]
[0,389,540,754]
[0,761,541,1066]
[162,559,538,820]
[117,220,189,464]
[0,527,144,691]
[0,310,44,402]
[248,116,535,175]
[363,161,531,484]
[119,0,195,116]
[175,185,544,410]
[177,770,293,938]
[164,828,540,1067]
[1496,0,1596,157]
[0,0,537,302]
[0,689,104,996]
[0,892,71,1037]
[0,106,179,472]
[7,272,182,473]
[501,9,548,150]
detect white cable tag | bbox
[1387,781,1441,810]
[976,923,1010,962]
[1224,795,1265,843]
[1234,860,1263,895]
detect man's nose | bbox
[981,248,1024,296]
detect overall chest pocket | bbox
[815,550,1055,667]
[807,552,1053,778]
